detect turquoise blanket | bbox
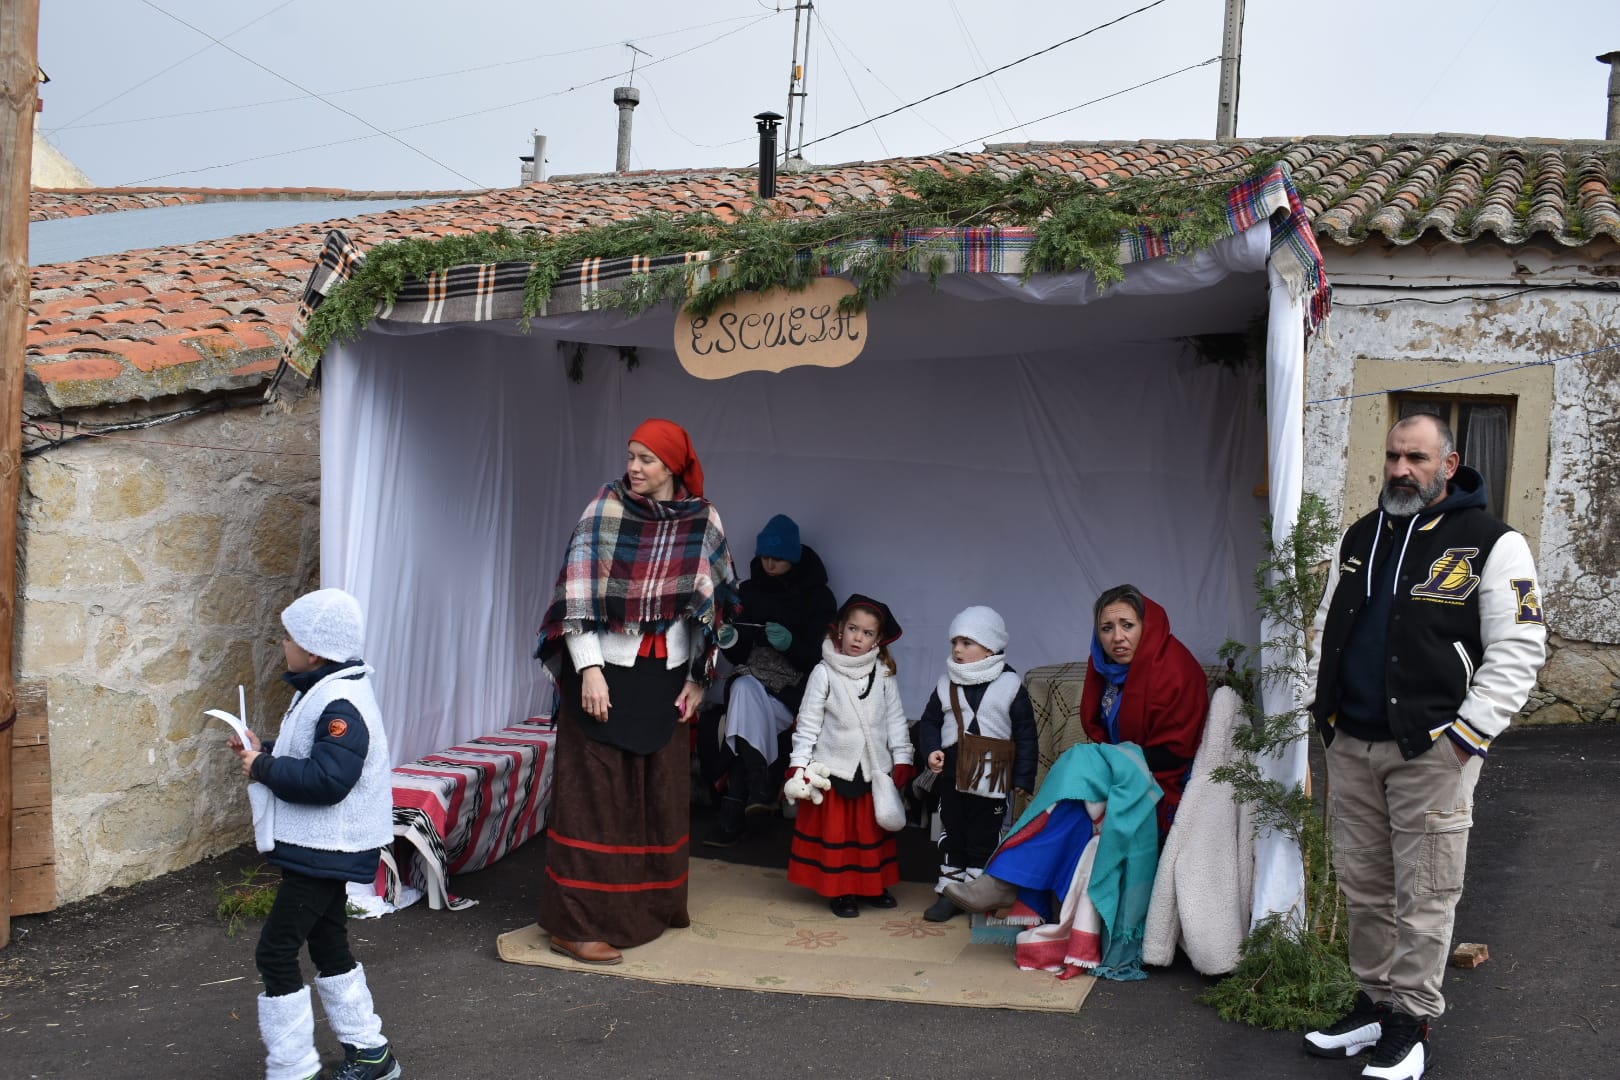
[992,742,1162,979]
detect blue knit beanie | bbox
[755,514,802,563]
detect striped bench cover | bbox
[381,716,557,911]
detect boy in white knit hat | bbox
[229,588,402,1080]
[914,606,1038,922]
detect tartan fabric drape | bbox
[277,163,1329,382]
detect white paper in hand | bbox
[206,684,276,852]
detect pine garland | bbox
[296,154,1282,369]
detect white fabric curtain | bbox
[318,225,1306,941]
[1249,255,1309,929]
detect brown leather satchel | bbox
[951,682,1015,794]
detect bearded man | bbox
[1299,412,1547,1080]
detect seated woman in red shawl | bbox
[945,585,1210,953]
[1079,583,1210,840]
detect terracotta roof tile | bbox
[27,136,1620,411]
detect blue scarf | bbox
[1089,634,1131,744]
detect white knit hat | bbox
[281,588,365,661]
[948,605,1008,654]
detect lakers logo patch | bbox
[327,718,349,738]
[1511,578,1544,624]
[1410,547,1481,602]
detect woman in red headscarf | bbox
[1078,583,1210,839]
[534,418,740,965]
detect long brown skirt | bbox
[539,659,691,949]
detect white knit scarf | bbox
[947,653,1006,686]
[819,638,888,774]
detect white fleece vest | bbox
[271,665,395,853]
[934,670,1021,798]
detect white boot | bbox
[314,964,385,1050]
[257,986,321,1080]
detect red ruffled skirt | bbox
[786,788,899,898]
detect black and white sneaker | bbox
[1361,1011,1429,1080]
[333,1041,402,1080]
[1303,991,1389,1058]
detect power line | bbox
[137,0,487,188]
[947,0,1028,141]
[817,17,890,158]
[814,11,956,150]
[790,0,1173,156]
[637,72,752,151]
[57,12,776,134]
[122,10,778,186]
[44,0,298,136]
[938,56,1221,153]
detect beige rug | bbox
[497,858,1092,1012]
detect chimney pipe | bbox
[613,87,639,173]
[532,133,547,182]
[1600,52,1620,140]
[755,111,782,199]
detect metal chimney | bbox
[613,87,639,173]
[755,111,782,199]
[532,133,547,182]
[1600,52,1620,140]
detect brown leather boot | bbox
[548,937,623,965]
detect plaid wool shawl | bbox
[536,480,739,684]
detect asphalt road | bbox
[1,723,1615,1079]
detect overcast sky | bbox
[36,0,1620,191]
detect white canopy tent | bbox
[312,210,1315,926]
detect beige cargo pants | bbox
[1327,733,1483,1019]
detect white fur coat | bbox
[1143,686,1254,974]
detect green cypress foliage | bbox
[1202,493,1358,1030]
[296,155,1283,369]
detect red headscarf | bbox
[1078,594,1209,837]
[629,418,705,499]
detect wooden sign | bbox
[674,277,867,380]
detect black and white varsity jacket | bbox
[1303,466,1547,759]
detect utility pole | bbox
[1215,0,1244,139]
[781,1,812,163]
[0,0,40,951]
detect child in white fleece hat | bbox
[229,588,402,1080]
[913,605,1038,922]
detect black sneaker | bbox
[333,1042,402,1080]
[1361,1011,1429,1080]
[1303,991,1388,1058]
[923,895,961,922]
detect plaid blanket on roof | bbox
[536,480,740,685]
[276,163,1329,383]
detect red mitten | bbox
[891,763,917,791]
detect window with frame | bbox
[1393,394,1515,521]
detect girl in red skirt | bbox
[784,594,916,918]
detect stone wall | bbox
[1305,239,1620,734]
[19,394,321,904]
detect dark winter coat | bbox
[721,544,837,711]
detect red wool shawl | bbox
[1079,595,1209,807]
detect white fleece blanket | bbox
[1143,686,1254,974]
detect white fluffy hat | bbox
[281,588,365,661]
[949,605,1008,654]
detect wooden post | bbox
[0,0,40,950]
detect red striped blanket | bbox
[380,717,557,911]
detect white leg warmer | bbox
[315,963,386,1050]
[257,986,321,1080]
